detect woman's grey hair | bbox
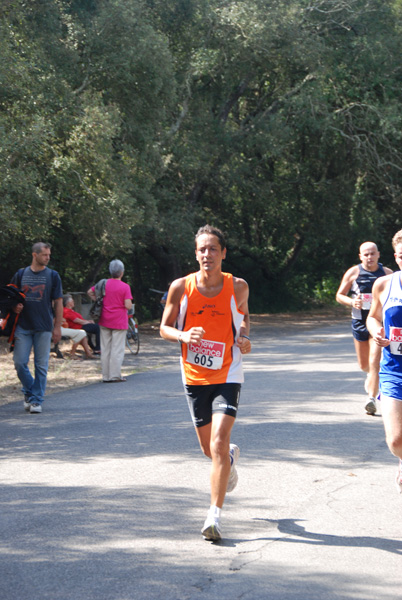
[63,294,73,307]
[109,259,125,278]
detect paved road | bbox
[0,319,401,600]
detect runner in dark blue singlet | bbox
[336,242,392,415]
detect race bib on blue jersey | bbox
[389,327,402,355]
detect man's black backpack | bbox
[0,284,26,344]
[89,279,107,322]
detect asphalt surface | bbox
[0,318,401,600]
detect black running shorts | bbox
[351,318,370,342]
[184,382,241,428]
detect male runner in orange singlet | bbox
[160,225,251,541]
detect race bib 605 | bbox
[186,339,225,370]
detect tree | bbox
[0,0,176,292]
[145,0,402,309]
[2,0,402,314]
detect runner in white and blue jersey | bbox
[367,229,402,493]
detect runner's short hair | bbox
[392,230,402,250]
[195,225,226,250]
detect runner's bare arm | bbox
[159,278,205,344]
[233,278,251,355]
[367,276,391,347]
[336,266,361,308]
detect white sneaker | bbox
[365,398,376,415]
[396,460,402,494]
[30,403,42,414]
[364,375,369,394]
[227,444,240,493]
[23,397,31,412]
[201,516,222,541]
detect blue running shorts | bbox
[380,375,402,401]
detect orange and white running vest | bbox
[177,272,245,386]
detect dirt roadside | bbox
[0,307,348,407]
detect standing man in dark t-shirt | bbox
[336,241,392,415]
[11,242,63,413]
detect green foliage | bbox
[313,278,340,306]
[1,0,402,315]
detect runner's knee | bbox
[210,435,230,462]
[199,440,212,459]
[386,432,402,458]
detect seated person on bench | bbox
[62,294,100,353]
[60,318,94,360]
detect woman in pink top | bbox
[88,260,133,382]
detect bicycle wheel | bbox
[126,317,140,354]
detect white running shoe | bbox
[30,403,42,414]
[23,397,31,412]
[201,516,222,541]
[364,375,369,394]
[227,444,240,493]
[396,460,402,494]
[365,398,376,415]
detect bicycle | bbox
[126,306,140,355]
